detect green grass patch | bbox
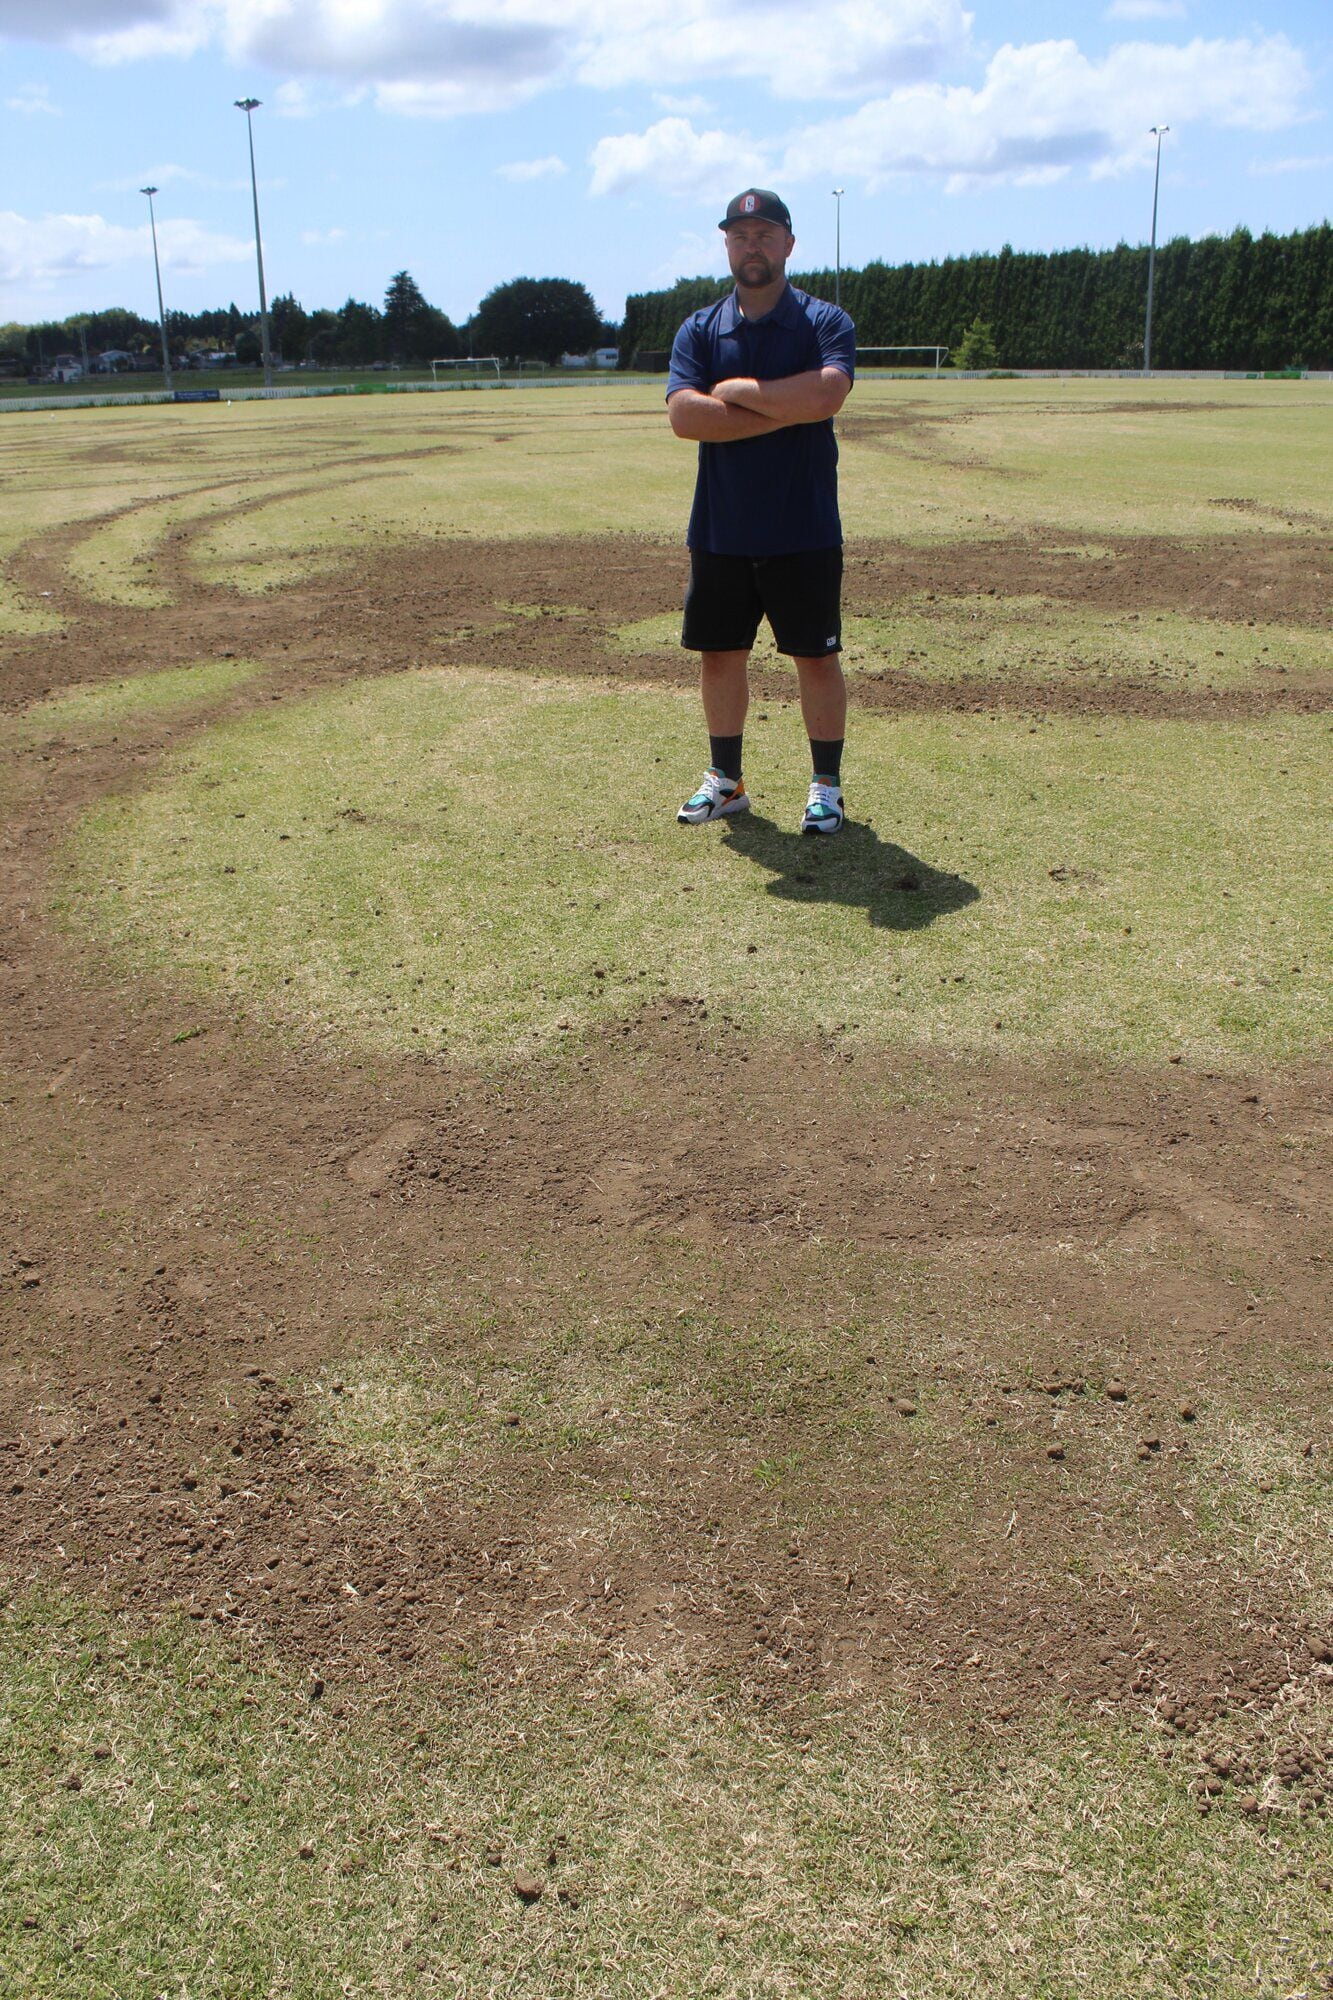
[59,666,1330,1068]
[615,600,1330,694]
[11,658,265,742]
[0,581,62,639]
[2,1591,1328,1999]
[849,598,1331,691]
[838,381,1333,543]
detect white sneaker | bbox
[801,778,844,835]
[677,768,750,825]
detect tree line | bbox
[8,223,1328,378]
[1,271,614,374]
[620,223,1333,371]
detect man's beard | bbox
[736,254,776,288]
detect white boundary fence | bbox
[1,365,1330,416]
[0,374,652,414]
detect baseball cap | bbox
[719,189,793,232]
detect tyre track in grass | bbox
[0,609,1329,1755]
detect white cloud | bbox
[0,0,1314,184]
[0,0,972,108]
[1106,0,1186,19]
[645,228,726,288]
[5,82,59,113]
[653,92,712,117]
[1249,152,1333,176]
[497,154,568,181]
[370,74,549,118]
[244,7,566,115]
[97,163,247,194]
[780,35,1311,192]
[275,80,315,117]
[578,0,972,101]
[301,225,347,243]
[590,117,767,200]
[0,209,251,292]
[69,9,213,65]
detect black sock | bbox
[810,738,843,783]
[709,734,744,784]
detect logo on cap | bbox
[742,194,757,214]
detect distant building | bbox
[92,350,135,374]
[49,354,84,383]
[594,347,619,369]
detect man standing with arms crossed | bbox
[667,189,855,834]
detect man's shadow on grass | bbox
[722,812,979,930]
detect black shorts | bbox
[682,546,843,658]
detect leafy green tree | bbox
[620,274,729,364]
[334,298,383,367]
[234,326,262,367]
[270,293,311,364]
[955,316,999,368]
[473,277,602,362]
[381,270,461,364]
[304,308,339,368]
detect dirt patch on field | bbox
[1209,495,1332,529]
[1,914,1329,1734]
[828,408,960,444]
[0,519,1330,1761]
[1095,401,1235,416]
[3,517,1330,726]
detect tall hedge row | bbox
[620,223,1333,370]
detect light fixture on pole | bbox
[235,96,274,389]
[832,188,845,309]
[141,186,173,392]
[1143,125,1169,377]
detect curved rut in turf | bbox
[0,518,1330,1780]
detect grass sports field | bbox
[1,376,1330,1997]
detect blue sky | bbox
[1,0,1329,330]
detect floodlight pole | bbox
[141,186,173,391]
[235,96,274,389]
[832,188,845,309]
[1143,125,1169,377]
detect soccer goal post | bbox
[431,356,502,385]
[857,346,950,377]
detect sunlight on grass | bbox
[2,1592,1327,2000]
[10,658,265,741]
[614,597,1332,692]
[3,380,1330,601]
[838,380,1333,542]
[0,578,62,638]
[60,667,1330,1069]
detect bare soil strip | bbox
[4,514,1330,722]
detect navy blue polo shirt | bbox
[666,284,855,558]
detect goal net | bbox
[856,345,949,376]
[431,356,502,384]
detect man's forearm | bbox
[667,388,786,442]
[713,368,850,424]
